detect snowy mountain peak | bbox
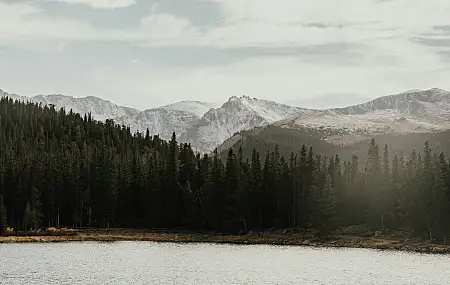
[330,88,450,116]
[401,89,423,94]
[179,96,306,152]
[228,95,238,102]
[3,87,450,152]
[160,101,219,118]
[278,88,450,145]
[241,94,253,101]
[399,88,448,95]
[1,89,140,121]
[226,95,255,103]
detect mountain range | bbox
[1,88,450,153]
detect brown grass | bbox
[1,229,449,255]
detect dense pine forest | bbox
[220,125,450,166]
[0,97,449,241]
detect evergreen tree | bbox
[224,148,244,232]
[365,138,384,230]
[22,186,44,230]
[316,171,336,236]
[422,141,435,239]
[391,154,402,225]
[250,149,263,228]
[0,194,6,235]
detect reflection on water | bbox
[0,241,449,285]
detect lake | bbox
[0,242,449,284]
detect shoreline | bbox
[1,230,450,254]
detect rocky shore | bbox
[1,228,450,254]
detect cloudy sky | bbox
[1,0,450,109]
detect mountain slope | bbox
[179,95,310,152]
[217,88,450,162]
[160,101,218,117]
[1,89,219,145]
[4,87,450,154]
[217,125,450,167]
[0,89,140,121]
[116,108,205,140]
[332,88,450,117]
[275,88,450,145]
[117,101,220,139]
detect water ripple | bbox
[0,242,449,285]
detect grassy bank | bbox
[1,228,450,254]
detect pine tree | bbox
[432,153,449,239]
[391,154,402,226]
[250,149,263,228]
[288,152,298,227]
[365,138,384,230]
[317,171,336,236]
[209,149,224,229]
[26,186,43,230]
[168,132,179,179]
[0,194,7,235]
[422,141,435,239]
[380,144,392,228]
[23,202,36,231]
[224,148,238,231]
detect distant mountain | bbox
[331,88,450,117]
[179,95,310,152]
[217,88,450,162]
[0,89,218,146]
[115,101,219,141]
[275,88,450,146]
[0,89,306,152]
[0,89,140,121]
[159,101,218,117]
[3,87,450,154]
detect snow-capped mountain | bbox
[331,88,450,118]
[1,89,305,152]
[115,101,219,140]
[159,101,218,118]
[0,89,140,121]
[0,89,219,146]
[276,88,450,145]
[3,87,450,152]
[179,95,308,152]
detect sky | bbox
[1,0,450,110]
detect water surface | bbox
[0,242,449,284]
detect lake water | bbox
[0,241,449,284]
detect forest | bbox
[0,97,449,240]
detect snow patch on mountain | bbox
[116,108,203,139]
[281,109,448,134]
[160,101,219,118]
[277,88,450,145]
[1,89,218,144]
[329,88,450,117]
[228,95,307,122]
[1,89,140,121]
[3,87,450,152]
[179,95,309,152]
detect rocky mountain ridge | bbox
[2,88,450,152]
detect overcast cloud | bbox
[0,0,449,109]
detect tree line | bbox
[0,97,449,240]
